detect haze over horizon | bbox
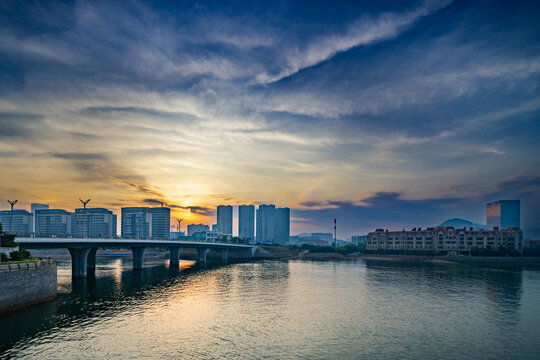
[1,0,539,238]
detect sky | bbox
[0,0,539,238]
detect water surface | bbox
[1,258,539,359]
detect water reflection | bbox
[0,259,538,360]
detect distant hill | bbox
[438,218,487,230]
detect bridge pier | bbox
[169,247,181,268]
[131,247,145,270]
[68,248,91,278]
[197,248,208,263]
[87,248,98,272]
[221,248,229,262]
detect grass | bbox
[0,257,41,264]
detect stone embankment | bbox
[0,259,57,314]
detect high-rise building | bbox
[256,204,276,244]
[121,207,170,239]
[217,205,233,235]
[150,207,170,239]
[487,200,520,229]
[31,203,49,233]
[0,209,33,235]
[122,207,152,238]
[275,207,290,245]
[238,205,255,242]
[187,223,209,236]
[35,209,73,236]
[74,208,116,238]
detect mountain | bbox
[438,218,487,230]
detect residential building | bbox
[256,204,276,243]
[217,205,233,235]
[192,231,207,241]
[238,205,255,242]
[366,226,522,254]
[121,207,151,238]
[149,207,170,239]
[31,203,49,233]
[205,231,222,242]
[170,231,185,239]
[74,208,116,238]
[35,209,73,236]
[292,233,332,246]
[121,207,170,239]
[351,235,368,245]
[487,200,520,229]
[0,210,33,235]
[276,207,290,245]
[187,224,209,236]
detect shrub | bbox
[20,249,31,259]
[1,253,8,262]
[9,251,22,261]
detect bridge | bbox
[16,237,256,278]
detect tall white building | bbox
[256,205,276,244]
[217,205,233,235]
[276,207,290,245]
[238,205,255,242]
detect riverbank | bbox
[0,259,57,314]
[257,246,540,266]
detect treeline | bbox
[290,243,540,257]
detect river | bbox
[1,258,539,359]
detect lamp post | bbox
[334,218,337,248]
[79,199,90,238]
[7,200,17,234]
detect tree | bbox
[0,223,17,247]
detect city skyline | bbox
[0,0,539,238]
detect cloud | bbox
[0,112,45,139]
[255,0,454,83]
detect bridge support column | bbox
[169,247,181,268]
[131,247,145,270]
[197,248,208,263]
[87,248,98,272]
[221,248,229,262]
[68,248,91,278]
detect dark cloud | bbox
[141,198,213,215]
[299,200,327,207]
[0,112,45,139]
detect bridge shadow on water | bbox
[0,258,237,354]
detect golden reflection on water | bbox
[2,259,539,360]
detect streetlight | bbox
[7,200,17,234]
[79,199,91,238]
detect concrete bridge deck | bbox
[16,237,256,278]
